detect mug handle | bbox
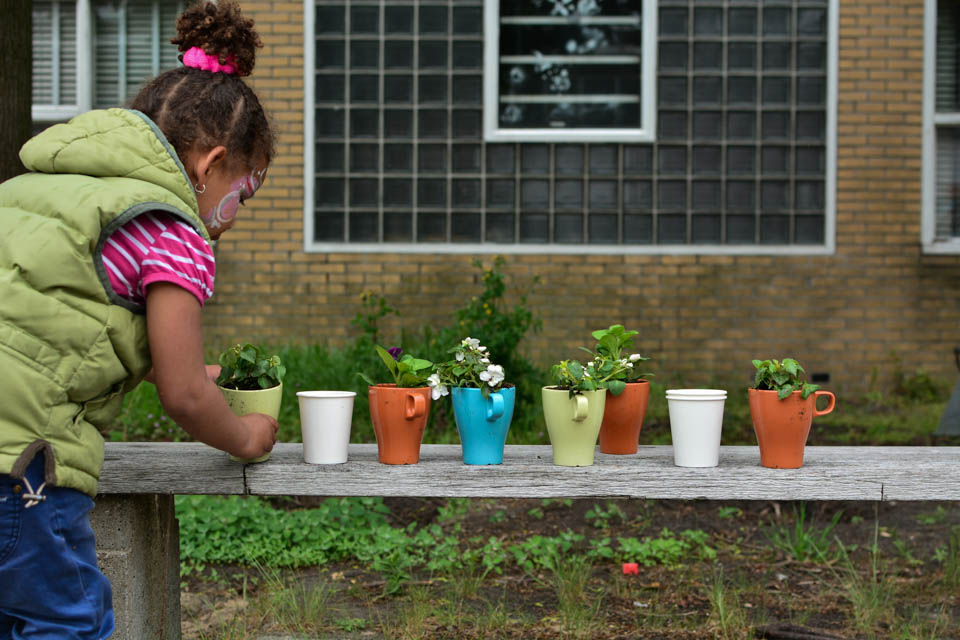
[405,393,426,420]
[813,390,836,417]
[572,394,588,422]
[486,392,505,421]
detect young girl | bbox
[0,2,276,637]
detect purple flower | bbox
[387,347,403,360]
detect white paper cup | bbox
[297,391,356,464]
[667,393,725,468]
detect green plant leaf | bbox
[608,380,626,396]
[783,359,799,376]
[568,361,583,378]
[801,382,820,399]
[356,371,375,386]
[375,345,399,378]
[408,358,433,371]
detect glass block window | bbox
[926,0,960,247]
[484,0,658,142]
[306,0,834,252]
[32,0,184,123]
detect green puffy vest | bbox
[0,109,211,497]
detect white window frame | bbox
[482,0,659,143]
[302,0,838,256]
[32,0,182,124]
[32,0,93,123]
[922,0,960,253]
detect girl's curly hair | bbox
[171,0,260,77]
[129,1,274,172]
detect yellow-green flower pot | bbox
[541,387,606,466]
[219,382,283,463]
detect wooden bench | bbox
[92,442,960,639]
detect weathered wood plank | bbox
[241,445,960,501]
[99,443,960,501]
[98,442,245,495]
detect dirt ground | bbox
[180,497,959,639]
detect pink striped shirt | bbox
[101,212,216,306]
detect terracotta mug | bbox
[369,383,431,464]
[749,389,836,469]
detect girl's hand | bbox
[205,364,222,382]
[235,413,279,459]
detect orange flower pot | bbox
[369,384,431,464]
[748,388,836,469]
[598,381,650,454]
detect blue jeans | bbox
[0,453,114,639]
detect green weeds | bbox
[831,521,896,637]
[617,528,716,566]
[254,564,331,633]
[707,564,748,640]
[933,525,960,590]
[585,501,627,529]
[766,505,843,563]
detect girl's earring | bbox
[194,183,206,194]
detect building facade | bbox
[30,0,960,393]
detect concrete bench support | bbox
[91,442,960,639]
[91,495,181,640]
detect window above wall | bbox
[923,0,960,253]
[304,0,837,254]
[484,0,658,142]
[32,0,184,125]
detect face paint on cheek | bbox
[202,175,251,229]
[204,191,241,229]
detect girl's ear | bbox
[185,146,228,185]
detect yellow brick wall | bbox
[204,0,960,395]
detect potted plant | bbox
[541,359,611,466]
[430,337,514,465]
[357,346,434,464]
[749,358,836,469]
[216,343,286,463]
[580,325,654,455]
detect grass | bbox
[254,564,332,633]
[707,564,748,640]
[831,519,897,638]
[765,504,844,563]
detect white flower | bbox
[456,351,465,362]
[427,373,441,387]
[462,337,481,350]
[431,383,449,400]
[626,362,634,368]
[584,371,591,378]
[480,357,490,364]
[477,345,487,352]
[629,353,642,362]
[478,364,505,387]
[620,358,629,367]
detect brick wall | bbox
[204,0,960,395]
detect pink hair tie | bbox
[182,46,237,75]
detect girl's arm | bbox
[142,364,221,384]
[145,282,278,459]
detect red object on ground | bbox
[622,563,639,575]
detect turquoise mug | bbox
[450,386,515,465]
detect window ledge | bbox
[304,242,835,256]
[923,240,960,255]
